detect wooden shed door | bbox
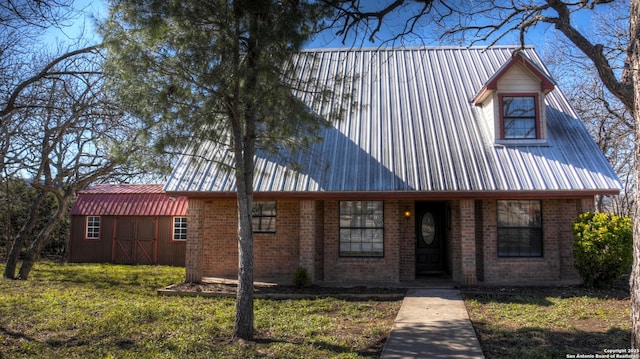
[113,217,156,265]
[415,202,447,275]
[134,218,156,265]
[114,218,135,264]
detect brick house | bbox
[165,47,621,285]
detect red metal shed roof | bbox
[71,184,188,216]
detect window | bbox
[86,216,100,240]
[173,217,187,241]
[339,201,384,257]
[501,95,538,139]
[497,200,542,257]
[253,202,276,233]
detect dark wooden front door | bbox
[415,202,447,275]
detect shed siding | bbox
[68,215,185,266]
[157,217,187,266]
[69,215,114,263]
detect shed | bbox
[68,184,188,266]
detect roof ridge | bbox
[80,183,165,194]
[299,45,535,52]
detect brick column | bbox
[578,197,595,213]
[460,199,477,285]
[185,199,203,282]
[399,200,415,281]
[299,200,317,282]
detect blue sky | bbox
[44,0,607,66]
[46,0,579,48]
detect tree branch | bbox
[0,44,102,121]
[543,0,633,111]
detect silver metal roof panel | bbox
[165,47,621,195]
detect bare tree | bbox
[568,75,634,215]
[0,1,157,279]
[2,47,148,279]
[542,30,635,216]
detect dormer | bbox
[472,51,555,145]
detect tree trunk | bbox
[231,107,257,340]
[630,0,640,348]
[234,183,254,340]
[3,192,45,279]
[4,235,23,279]
[17,196,70,280]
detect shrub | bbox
[293,266,311,288]
[572,212,632,288]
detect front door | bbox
[415,202,447,275]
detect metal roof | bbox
[165,46,621,196]
[71,184,188,216]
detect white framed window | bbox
[252,202,276,233]
[173,217,187,241]
[500,95,539,140]
[86,216,101,240]
[339,201,384,257]
[497,200,543,257]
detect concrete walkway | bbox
[381,289,485,359]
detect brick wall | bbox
[186,198,409,284]
[300,200,321,281]
[322,200,402,283]
[199,199,237,279]
[474,200,485,282]
[449,200,461,283]
[448,200,478,285]
[399,200,415,281]
[185,196,590,285]
[460,199,477,285]
[185,199,205,282]
[186,198,301,282]
[479,198,587,284]
[313,201,325,281]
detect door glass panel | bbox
[421,212,436,245]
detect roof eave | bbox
[165,189,619,201]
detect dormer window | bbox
[500,95,539,140]
[472,50,555,145]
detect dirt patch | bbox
[461,275,630,300]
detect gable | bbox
[165,47,621,195]
[473,51,555,106]
[497,63,545,92]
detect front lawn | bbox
[463,286,631,359]
[3,262,631,358]
[0,262,401,359]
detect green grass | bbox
[5,262,628,358]
[462,287,631,359]
[0,262,401,359]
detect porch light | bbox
[403,208,411,218]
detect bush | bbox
[572,212,632,288]
[293,266,311,288]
